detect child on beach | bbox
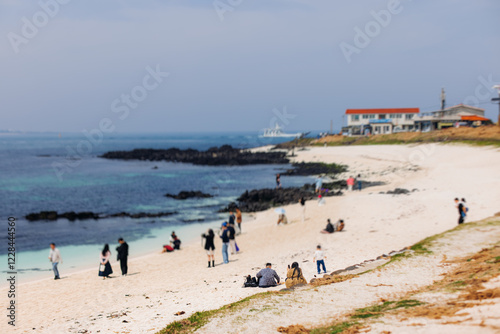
[313,245,327,274]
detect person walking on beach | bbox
[256,263,280,288]
[299,197,306,222]
[276,173,282,189]
[455,198,466,224]
[346,176,355,191]
[202,229,215,268]
[48,243,62,280]
[228,211,235,226]
[315,176,323,193]
[313,245,327,274]
[227,222,237,254]
[116,238,129,276]
[235,208,242,234]
[356,174,362,191]
[98,244,113,279]
[219,223,230,264]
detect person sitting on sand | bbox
[321,219,334,234]
[333,219,345,232]
[170,232,181,250]
[256,263,280,288]
[285,262,307,289]
[277,213,288,225]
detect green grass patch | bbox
[310,321,358,334]
[156,291,288,334]
[352,299,424,319]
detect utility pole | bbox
[440,88,446,110]
[493,85,500,126]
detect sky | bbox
[0,0,499,133]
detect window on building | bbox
[351,115,359,121]
[379,114,386,119]
[362,114,369,119]
[405,114,414,120]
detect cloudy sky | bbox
[1,0,499,133]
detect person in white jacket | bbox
[48,243,62,280]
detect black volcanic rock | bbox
[165,191,214,200]
[385,188,411,195]
[220,185,343,213]
[100,145,289,166]
[25,211,177,221]
[284,162,347,176]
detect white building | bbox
[345,108,420,135]
[413,104,489,131]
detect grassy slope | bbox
[275,126,500,149]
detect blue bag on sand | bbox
[235,243,240,252]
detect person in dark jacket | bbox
[219,223,230,264]
[321,219,334,234]
[116,238,129,276]
[202,229,215,268]
[256,263,280,288]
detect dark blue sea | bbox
[0,132,314,280]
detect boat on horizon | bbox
[260,124,308,138]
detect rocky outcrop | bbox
[165,191,214,200]
[284,162,347,176]
[220,184,343,212]
[25,210,177,221]
[100,145,289,166]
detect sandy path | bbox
[1,144,499,334]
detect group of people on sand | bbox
[321,218,345,234]
[48,238,129,281]
[162,232,182,253]
[346,174,362,191]
[245,245,329,289]
[98,238,129,279]
[201,209,242,267]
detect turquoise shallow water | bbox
[0,132,314,282]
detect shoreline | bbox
[2,143,499,334]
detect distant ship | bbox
[260,124,308,138]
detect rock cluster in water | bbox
[165,191,214,200]
[25,211,177,221]
[100,145,289,166]
[220,184,343,212]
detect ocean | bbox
[0,132,314,282]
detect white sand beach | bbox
[2,143,499,334]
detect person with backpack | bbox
[285,262,307,289]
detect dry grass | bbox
[313,126,500,147]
